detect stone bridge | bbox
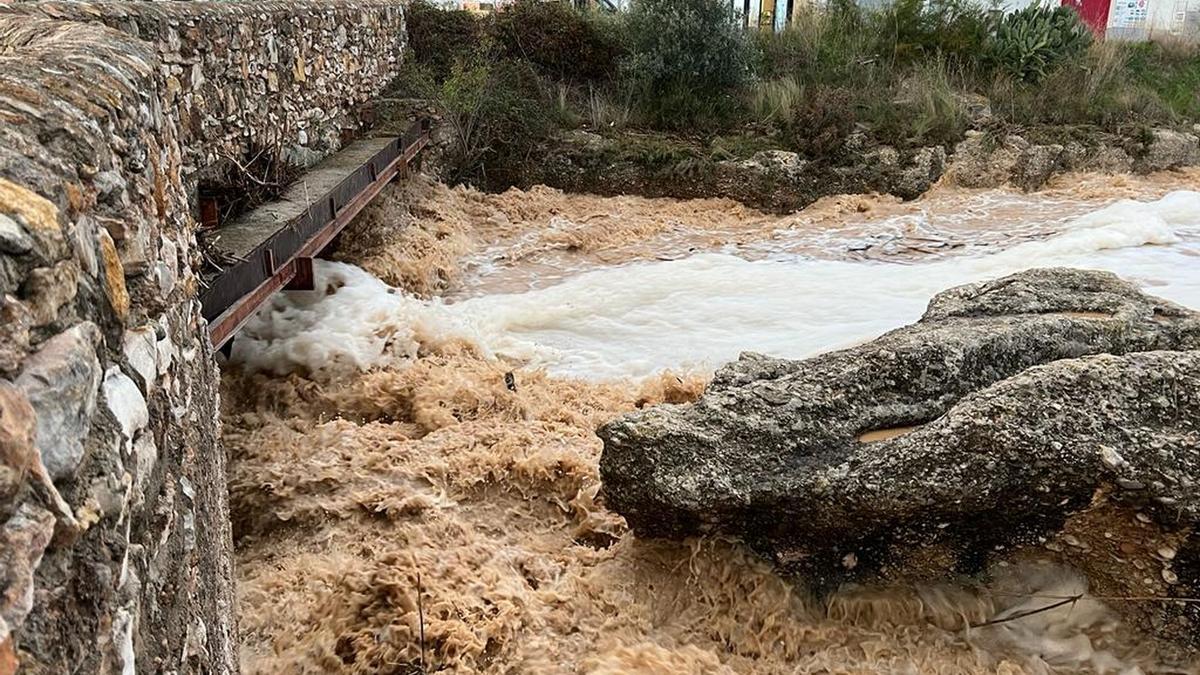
[0,2,405,671]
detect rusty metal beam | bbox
[285,256,315,291]
[205,120,429,350]
[207,253,299,349]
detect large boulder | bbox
[599,268,1200,580]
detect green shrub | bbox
[865,61,972,146]
[622,0,753,128]
[986,4,1092,83]
[752,6,880,84]
[780,86,857,158]
[748,76,805,126]
[491,0,623,83]
[988,42,1172,126]
[754,0,989,83]
[430,58,555,186]
[587,86,634,130]
[405,0,483,81]
[876,0,992,66]
[1125,39,1200,120]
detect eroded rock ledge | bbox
[599,268,1199,590]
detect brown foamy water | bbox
[332,169,1200,299]
[229,170,1200,674]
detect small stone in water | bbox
[1136,513,1152,524]
[1157,546,1177,561]
[841,552,858,570]
[1163,569,1179,585]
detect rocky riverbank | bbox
[507,125,1200,213]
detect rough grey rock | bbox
[599,268,1200,576]
[122,326,159,393]
[15,323,102,482]
[1012,142,1064,190]
[0,503,54,630]
[0,214,32,255]
[893,145,946,198]
[0,296,32,376]
[21,260,78,326]
[1140,129,1200,172]
[735,150,808,180]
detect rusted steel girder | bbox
[203,120,430,350]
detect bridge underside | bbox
[201,121,429,349]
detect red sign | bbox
[1062,0,1113,35]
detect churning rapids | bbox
[224,171,1200,674]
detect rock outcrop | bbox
[946,127,1200,190]
[599,269,1200,582]
[521,126,1200,215]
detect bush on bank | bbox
[620,0,752,127]
[398,0,1200,185]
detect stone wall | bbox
[7,0,408,180]
[0,2,405,672]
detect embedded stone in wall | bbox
[0,504,54,649]
[0,298,32,376]
[102,366,149,445]
[123,326,160,393]
[21,260,78,327]
[0,382,36,519]
[15,323,102,482]
[0,215,32,256]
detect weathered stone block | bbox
[97,229,130,323]
[601,268,1200,560]
[0,215,32,256]
[0,297,32,376]
[122,325,159,393]
[0,178,64,261]
[0,503,54,632]
[15,323,102,482]
[0,382,35,520]
[102,366,149,444]
[21,260,78,327]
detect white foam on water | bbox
[232,190,1200,380]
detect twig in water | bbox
[969,594,1083,628]
[989,592,1200,604]
[416,567,427,672]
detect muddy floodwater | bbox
[225,170,1200,674]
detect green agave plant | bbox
[987,4,1093,83]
